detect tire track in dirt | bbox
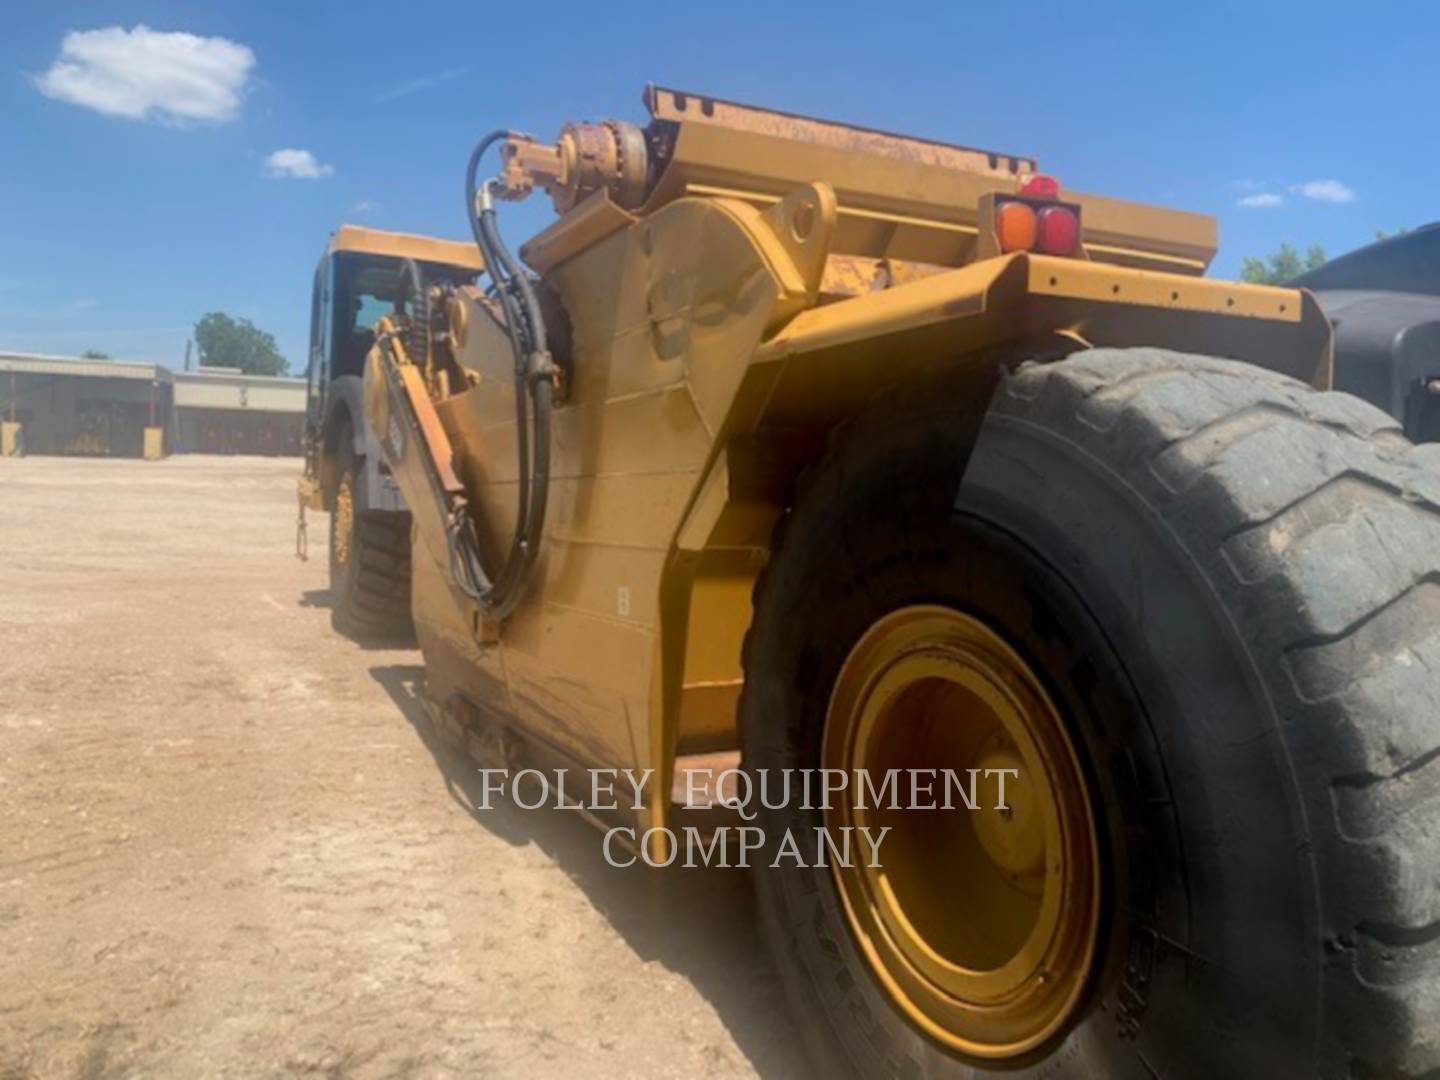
[0,455,802,1079]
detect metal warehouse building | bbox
[0,352,173,458]
[173,367,305,456]
[1,351,305,458]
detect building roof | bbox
[0,350,171,382]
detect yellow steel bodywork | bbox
[326,224,484,273]
[638,121,1219,277]
[390,167,1331,848]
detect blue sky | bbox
[1,1,1433,369]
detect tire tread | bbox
[1002,348,1440,1078]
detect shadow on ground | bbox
[369,663,809,1080]
[301,589,417,649]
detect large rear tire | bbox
[328,436,412,641]
[741,348,1440,1078]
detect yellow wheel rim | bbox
[334,476,354,568]
[823,605,1101,1060]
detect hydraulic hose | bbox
[439,130,555,621]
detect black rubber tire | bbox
[741,348,1440,1079]
[328,437,412,640]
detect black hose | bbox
[464,132,509,256]
[443,129,555,620]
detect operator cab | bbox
[309,225,483,393]
[302,225,483,514]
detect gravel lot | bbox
[0,454,801,1079]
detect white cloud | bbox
[1229,178,1265,192]
[350,200,381,215]
[34,25,254,123]
[1237,192,1285,209]
[264,149,334,180]
[1290,179,1356,204]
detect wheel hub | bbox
[823,605,1101,1060]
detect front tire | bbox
[328,437,412,640]
[741,348,1440,1078]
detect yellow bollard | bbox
[142,426,166,461]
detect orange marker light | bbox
[995,200,1037,253]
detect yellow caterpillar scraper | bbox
[347,85,1438,1078]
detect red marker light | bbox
[1035,206,1080,255]
[1021,174,1061,199]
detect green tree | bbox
[1375,227,1410,242]
[194,312,289,375]
[80,349,110,359]
[1239,242,1327,285]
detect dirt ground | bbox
[0,455,803,1079]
